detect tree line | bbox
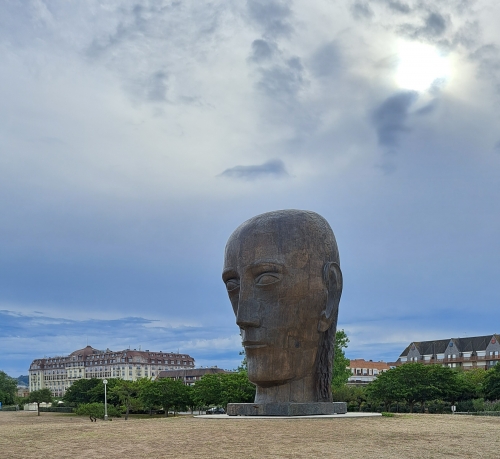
[61,370,255,419]
[334,362,500,413]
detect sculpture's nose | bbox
[236,287,261,328]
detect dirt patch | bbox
[0,411,498,458]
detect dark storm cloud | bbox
[246,0,293,37]
[451,21,481,49]
[83,1,223,104]
[400,12,447,40]
[219,159,288,180]
[249,39,276,63]
[371,91,418,147]
[415,99,438,116]
[86,18,137,59]
[469,44,500,85]
[257,57,305,99]
[424,12,447,36]
[247,37,315,138]
[309,42,341,78]
[146,71,169,102]
[86,2,177,58]
[383,0,411,14]
[351,1,374,20]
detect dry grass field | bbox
[0,411,498,459]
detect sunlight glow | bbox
[396,41,450,92]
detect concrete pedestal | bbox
[226,402,347,416]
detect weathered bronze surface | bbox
[222,209,344,414]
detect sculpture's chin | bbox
[246,357,294,387]
[246,345,318,388]
[248,365,291,387]
[248,365,286,385]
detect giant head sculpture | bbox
[222,209,342,404]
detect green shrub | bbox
[75,402,121,419]
[427,399,449,414]
[484,400,500,411]
[0,405,19,411]
[381,412,394,417]
[456,400,475,412]
[472,398,485,412]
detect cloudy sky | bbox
[1,0,500,377]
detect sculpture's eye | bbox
[225,279,240,292]
[255,273,281,286]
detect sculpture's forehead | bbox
[233,215,306,244]
[224,219,316,270]
[226,227,283,261]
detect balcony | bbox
[410,354,500,366]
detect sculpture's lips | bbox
[243,341,267,349]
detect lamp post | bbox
[103,379,108,421]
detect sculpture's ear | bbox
[318,262,343,333]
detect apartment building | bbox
[157,367,231,386]
[398,334,500,370]
[347,359,392,385]
[29,345,195,396]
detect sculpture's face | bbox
[223,216,328,387]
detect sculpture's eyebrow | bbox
[222,268,238,283]
[248,260,285,271]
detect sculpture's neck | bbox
[254,375,317,404]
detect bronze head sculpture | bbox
[223,209,342,406]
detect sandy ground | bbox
[0,411,498,459]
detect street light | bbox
[103,379,108,421]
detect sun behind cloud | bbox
[396,41,450,92]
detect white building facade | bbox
[29,345,195,396]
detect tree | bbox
[192,374,223,408]
[138,378,192,416]
[63,378,121,407]
[155,378,188,416]
[63,378,101,405]
[366,368,403,411]
[0,371,17,406]
[427,365,461,405]
[237,347,248,372]
[348,385,367,411]
[332,385,367,411]
[191,371,256,410]
[88,378,121,406]
[138,378,161,415]
[456,367,486,401]
[366,363,464,413]
[219,371,255,407]
[28,388,53,416]
[110,380,139,420]
[331,329,351,389]
[483,363,500,400]
[183,384,195,413]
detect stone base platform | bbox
[196,411,381,419]
[226,402,347,416]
